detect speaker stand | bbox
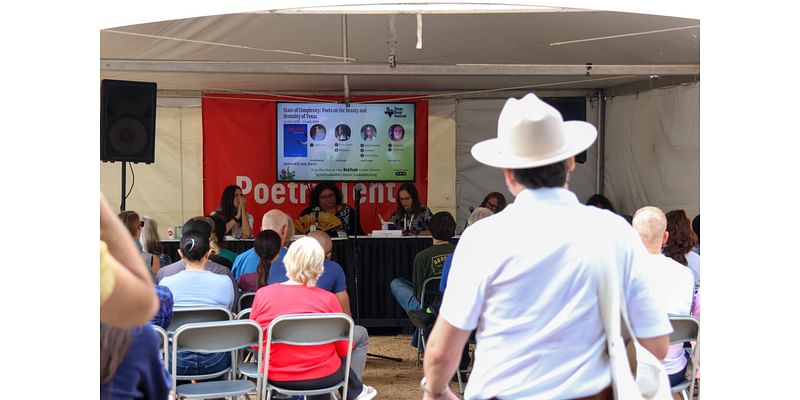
[352,184,402,363]
[119,161,127,211]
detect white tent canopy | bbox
[99,2,700,232]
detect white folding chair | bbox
[262,313,354,400]
[171,320,263,400]
[668,315,700,400]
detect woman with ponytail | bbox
[237,230,282,293]
[159,230,236,376]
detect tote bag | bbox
[596,262,672,400]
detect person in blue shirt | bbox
[100,323,172,399]
[231,210,292,279]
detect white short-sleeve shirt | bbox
[440,188,671,399]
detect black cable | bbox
[125,162,135,200]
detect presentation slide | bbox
[276,102,415,182]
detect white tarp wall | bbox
[603,82,700,218]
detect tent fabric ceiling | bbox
[100,10,699,94]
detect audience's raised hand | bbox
[100,192,159,327]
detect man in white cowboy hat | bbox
[421,93,671,400]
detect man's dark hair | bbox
[692,214,700,241]
[511,159,570,189]
[429,211,456,241]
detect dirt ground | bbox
[362,334,463,400]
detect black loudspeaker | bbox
[100,79,157,164]
[544,97,588,164]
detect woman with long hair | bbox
[100,322,171,399]
[213,185,253,239]
[664,209,700,289]
[140,215,171,267]
[389,183,432,236]
[118,210,161,276]
[480,192,507,213]
[237,229,282,293]
[250,237,377,400]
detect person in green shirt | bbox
[390,211,456,332]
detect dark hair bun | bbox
[180,230,210,261]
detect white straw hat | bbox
[471,93,597,169]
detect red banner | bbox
[202,93,429,234]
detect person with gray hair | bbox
[266,230,371,381]
[250,237,377,400]
[422,93,669,400]
[632,206,695,394]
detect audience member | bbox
[389,183,433,236]
[150,284,174,330]
[212,184,253,239]
[118,210,161,276]
[664,209,700,290]
[633,206,695,393]
[423,93,669,399]
[266,230,371,381]
[231,210,293,280]
[140,215,171,267]
[237,229,282,293]
[100,193,158,327]
[479,192,507,213]
[210,213,239,265]
[586,193,617,213]
[692,214,700,255]
[298,182,364,236]
[440,207,494,294]
[250,237,377,400]
[391,212,456,347]
[155,217,239,308]
[160,230,235,376]
[100,323,172,399]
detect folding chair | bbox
[668,315,700,400]
[413,276,441,367]
[262,313,354,400]
[171,320,263,400]
[234,308,259,382]
[168,306,233,335]
[152,324,169,366]
[238,292,256,313]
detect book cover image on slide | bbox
[283,124,308,157]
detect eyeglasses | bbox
[139,221,145,228]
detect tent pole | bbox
[596,90,606,194]
[342,14,350,104]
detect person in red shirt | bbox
[250,236,377,400]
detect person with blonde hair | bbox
[632,206,695,397]
[250,237,377,400]
[118,210,161,276]
[140,215,171,267]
